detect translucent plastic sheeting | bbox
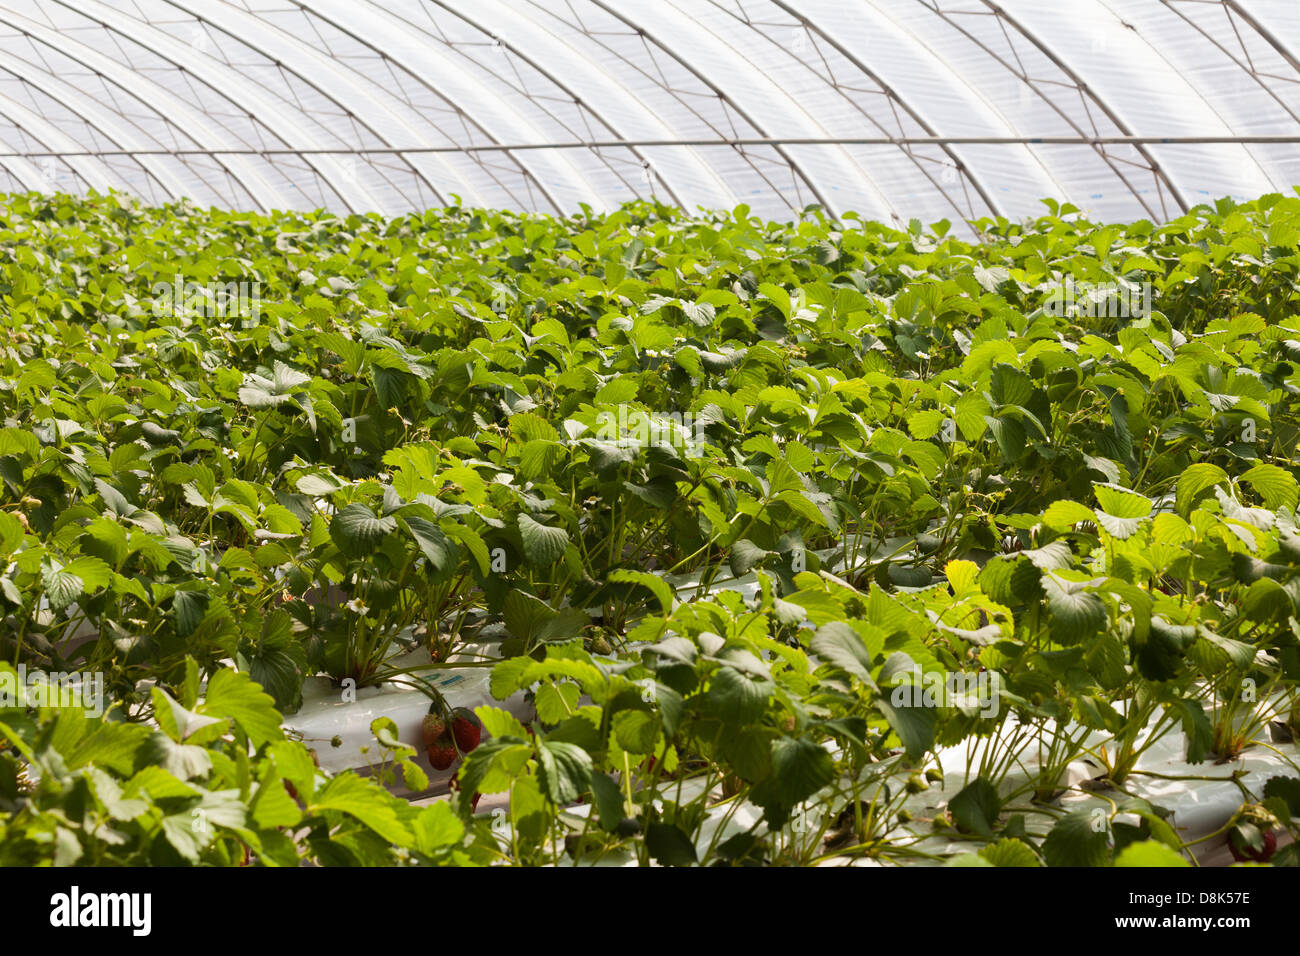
[0,0,1295,225]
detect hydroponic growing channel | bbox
[1,190,1299,870]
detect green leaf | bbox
[707,666,772,726]
[986,415,1026,462]
[1177,463,1228,516]
[729,538,772,576]
[949,777,1001,837]
[721,726,773,781]
[536,740,592,805]
[401,760,430,793]
[534,682,581,724]
[518,514,569,567]
[644,822,698,866]
[250,771,304,829]
[588,772,624,831]
[330,503,397,557]
[403,515,453,571]
[1043,575,1107,640]
[172,589,209,637]
[198,668,283,749]
[757,282,791,321]
[1042,499,1097,531]
[151,686,223,742]
[954,391,989,441]
[1042,808,1111,866]
[140,732,212,781]
[41,565,83,611]
[62,556,111,590]
[612,709,659,754]
[1264,776,1300,816]
[764,735,834,806]
[243,617,307,715]
[1094,482,1151,519]
[809,621,881,686]
[876,694,936,760]
[1241,463,1298,511]
[979,837,1040,867]
[608,568,676,614]
[475,706,530,741]
[1113,840,1190,867]
[309,773,411,845]
[411,801,464,853]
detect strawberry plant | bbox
[1,189,1299,865]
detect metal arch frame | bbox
[1160,1,1300,125]
[154,0,466,212]
[1091,0,1278,196]
[0,2,1293,219]
[1159,1,1300,125]
[50,0,391,213]
[0,96,103,194]
[0,47,205,204]
[0,5,284,211]
[293,0,574,215]
[452,0,769,212]
[1222,0,1300,76]
[648,0,902,223]
[860,0,1074,214]
[177,0,548,213]
[13,136,1300,153]
[0,154,55,193]
[301,0,577,213]
[0,89,114,193]
[909,0,1186,220]
[579,0,840,218]
[514,0,802,213]
[765,0,1004,220]
[419,0,694,210]
[979,0,1192,217]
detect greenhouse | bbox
[1,0,1299,886]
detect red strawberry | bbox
[451,707,482,753]
[471,792,482,813]
[427,730,457,771]
[1228,827,1277,863]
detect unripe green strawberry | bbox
[450,707,482,753]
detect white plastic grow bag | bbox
[282,644,534,797]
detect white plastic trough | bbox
[282,644,534,798]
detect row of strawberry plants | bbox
[1,190,1299,864]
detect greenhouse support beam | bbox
[423,0,693,210]
[7,135,1300,159]
[1221,0,1300,77]
[770,0,1003,220]
[584,0,844,218]
[979,0,1190,218]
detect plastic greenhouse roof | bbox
[1,0,1298,223]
